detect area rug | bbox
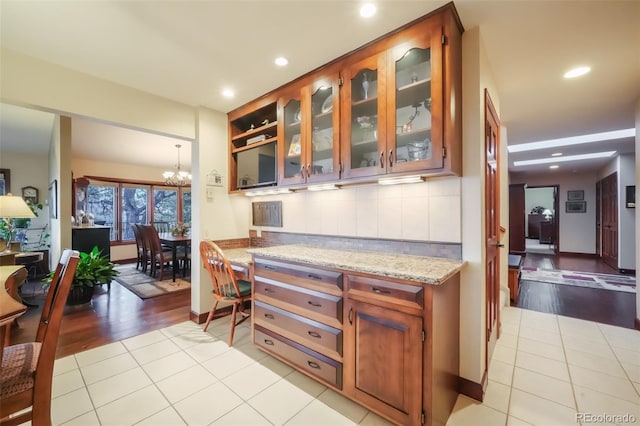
[521,267,636,293]
[114,264,190,299]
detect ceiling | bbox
[0,1,638,176]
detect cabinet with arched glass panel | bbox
[278,74,340,186]
[342,17,449,179]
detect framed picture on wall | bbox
[0,169,10,195]
[567,190,584,201]
[565,200,586,213]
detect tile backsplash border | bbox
[249,230,462,260]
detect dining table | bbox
[158,233,191,282]
[0,265,28,365]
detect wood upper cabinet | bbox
[278,73,340,186]
[344,299,423,425]
[228,3,462,192]
[341,10,456,179]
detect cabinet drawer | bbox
[255,258,343,291]
[347,275,423,310]
[255,276,343,323]
[255,300,342,357]
[255,325,342,389]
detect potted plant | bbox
[44,245,119,305]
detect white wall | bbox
[1,48,195,140]
[617,154,636,271]
[511,173,598,254]
[0,151,50,226]
[459,26,501,385]
[635,98,639,325]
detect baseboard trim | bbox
[619,268,636,275]
[635,317,640,331]
[458,369,488,402]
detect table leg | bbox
[172,246,177,282]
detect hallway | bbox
[517,253,637,329]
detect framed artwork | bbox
[0,168,10,195]
[567,190,584,201]
[49,179,58,219]
[566,200,586,213]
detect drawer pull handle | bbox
[307,273,322,281]
[264,287,276,293]
[308,301,322,308]
[308,331,322,339]
[264,313,275,319]
[264,339,274,346]
[307,361,321,369]
[348,306,353,325]
[371,286,391,295]
[264,265,277,271]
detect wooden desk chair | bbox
[140,225,174,279]
[0,249,80,426]
[1,267,28,347]
[200,241,252,346]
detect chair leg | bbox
[202,300,219,332]
[228,302,239,346]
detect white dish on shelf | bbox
[321,95,333,113]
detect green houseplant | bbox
[45,245,119,305]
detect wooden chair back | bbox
[2,267,28,347]
[139,225,171,278]
[199,240,241,300]
[1,249,80,426]
[131,224,145,271]
[151,221,171,234]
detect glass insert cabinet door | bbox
[308,78,339,183]
[282,96,303,181]
[387,35,443,172]
[341,53,385,179]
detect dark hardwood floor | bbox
[518,252,637,329]
[10,277,191,359]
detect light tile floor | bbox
[20,306,640,425]
[447,307,640,426]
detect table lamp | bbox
[0,194,35,252]
[542,208,553,221]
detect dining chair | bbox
[1,267,28,347]
[0,249,80,426]
[131,224,146,272]
[140,225,174,279]
[199,241,252,346]
[151,221,171,234]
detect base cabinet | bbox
[345,300,423,425]
[252,256,460,426]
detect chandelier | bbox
[163,144,191,187]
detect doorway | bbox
[524,185,559,255]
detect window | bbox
[86,178,190,244]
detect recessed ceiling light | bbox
[564,66,591,79]
[275,57,288,67]
[514,151,616,167]
[222,89,234,98]
[551,152,563,157]
[549,165,559,169]
[360,3,376,18]
[507,128,633,153]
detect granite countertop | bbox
[223,248,253,267]
[246,244,464,285]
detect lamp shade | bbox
[0,194,36,218]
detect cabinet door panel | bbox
[387,29,444,173]
[341,53,387,179]
[279,89,305,185]
[308,76,340,183]
[347,300,422,425]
